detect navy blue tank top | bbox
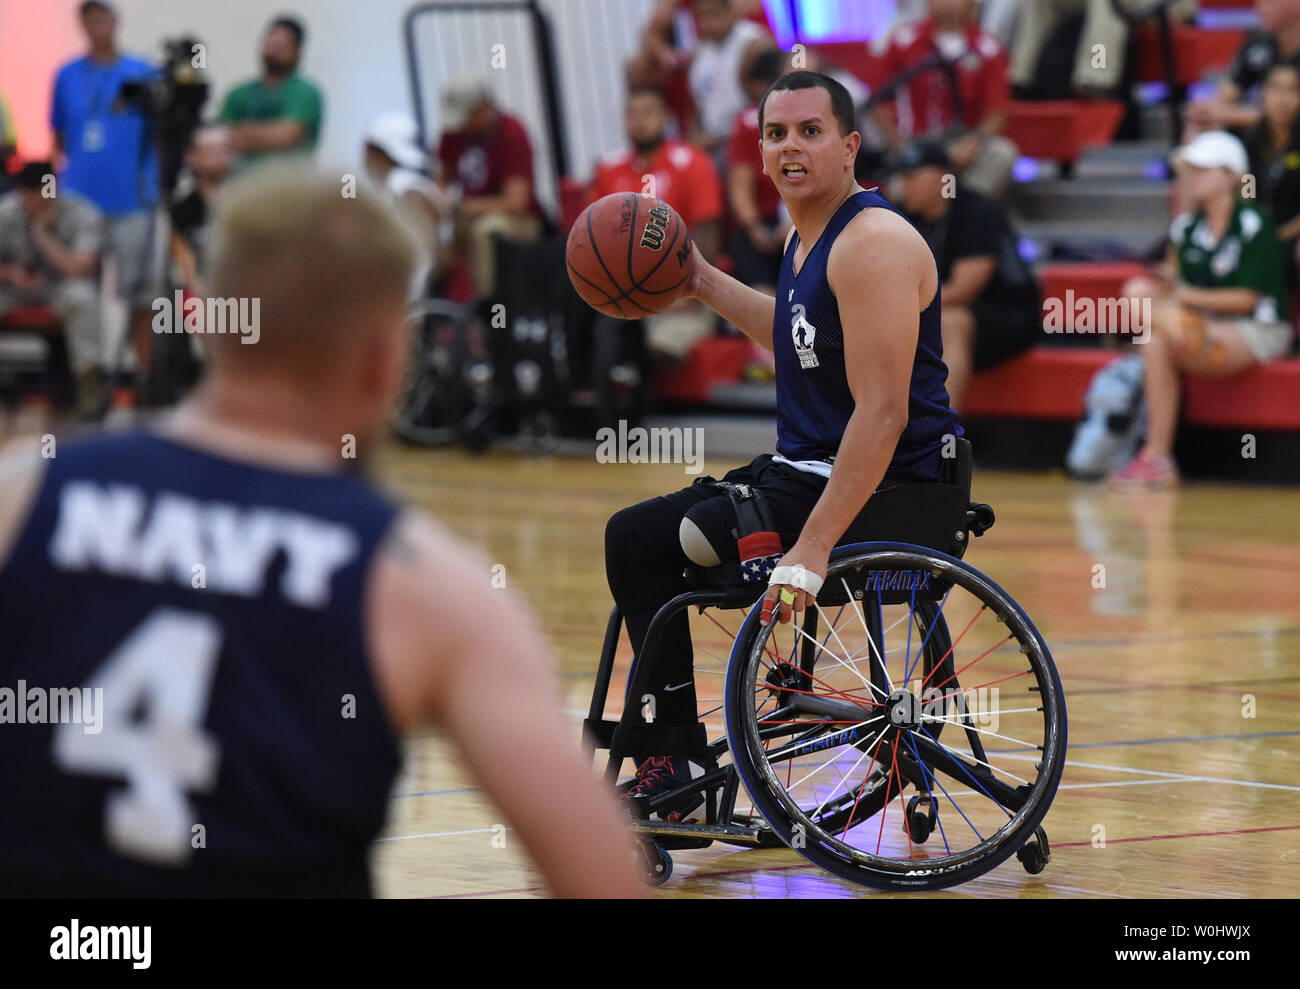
[773,187,962,481]
[0,428,402,896]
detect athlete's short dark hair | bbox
[759,70,856,138]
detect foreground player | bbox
[606,71,960,808]
[0,166,642,897]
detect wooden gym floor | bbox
[371,446,1300,899]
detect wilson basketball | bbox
[566,192,694,318]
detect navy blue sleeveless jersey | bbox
[0,428,403,896]
[773,187,962,481]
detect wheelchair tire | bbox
[392,299,494,449]
[723,542,1067,891]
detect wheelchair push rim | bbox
[723,543,1067,891]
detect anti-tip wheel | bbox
[639,843,673,886]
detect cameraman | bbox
[50,0,160,415]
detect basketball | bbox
[566,192,695,318]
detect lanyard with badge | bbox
[81,62,118,152]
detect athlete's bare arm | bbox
[762,208,936,623]
[683,240,778,351]
[368,511,644,898]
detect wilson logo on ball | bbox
[639,204,671,251]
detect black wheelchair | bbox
[583,438,1067,890]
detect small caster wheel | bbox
[1017,842,1046,874]
[904,795,934,843]
[638,842,673,886]
[1017,827,1051,875]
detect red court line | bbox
[1052,822,1300,848]
[428,823,1300,897]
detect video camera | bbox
[116,37,209,204]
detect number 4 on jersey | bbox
[54,608,222,866]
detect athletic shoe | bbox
[1108,452,1179,490]
[625,755,710,822]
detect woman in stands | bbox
[1244,63,1300,289]
[1112,131,1294,490]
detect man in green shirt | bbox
[1113,130,1295,489]
[219,16,323,165]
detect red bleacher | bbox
[1135,24,1244,86]
[1003,101,1126,164]
[965,347,1300,431]
[0,305,62,333]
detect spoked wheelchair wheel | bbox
[392,299,494,449]
[723,542,1067,891]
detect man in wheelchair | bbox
[604,70,967,817]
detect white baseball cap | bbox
[1171,130,1249,177]
[364,111,428,172]
[440,76,491,132]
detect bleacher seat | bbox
[655,335,752,404]
[1038,261,1147,333]
[1135,25,1244,86]
[1004,101,1127,164]
[965,346,1300,431]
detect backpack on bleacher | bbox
[1065,354,1147,480]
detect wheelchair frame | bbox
[582,439,1060,887]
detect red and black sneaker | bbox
[625,755,711,822]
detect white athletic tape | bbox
[768,564,824,598]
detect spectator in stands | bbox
[628,0,772,147]
[219,16,323,165]
[727,48,791,293]
[0,90,16,190]
[874,0,1019,199]
[364,111,449,296]
[980,0,1024,48]
[1113,131,1293,489]
[0,162,103,416]
[170,127,234,301]
[51,0,159,413]
[589,86,723,371]
[893,139,1041,410]
[1244,63,1300,288]
[1010,1,1195,100]
[1188,0,1300,135]
[687,0,772,159]
[434,77,542,300]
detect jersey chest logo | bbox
[790,303,819,369]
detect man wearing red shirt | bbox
[727,48,791,292]
[589,86,723,371]
[592,89,724,251]
[873,0,1018,198]
[435,77,542,298]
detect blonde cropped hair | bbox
[206,163,417,376]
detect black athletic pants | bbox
[604,454,911,745]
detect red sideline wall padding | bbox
[964,347,1300,432]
